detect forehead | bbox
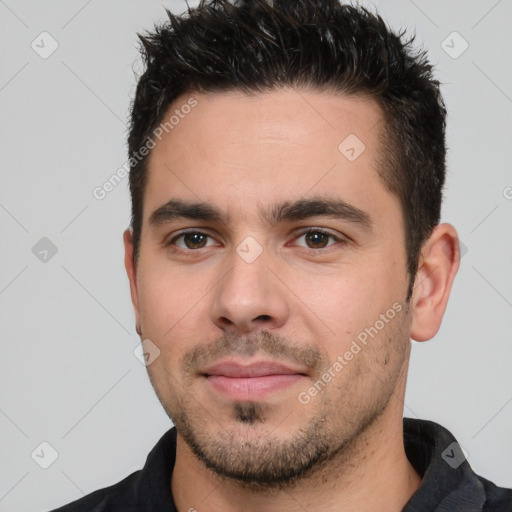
[143,88,396,226]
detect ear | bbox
[123,228,141,332]
[410,223,460,342]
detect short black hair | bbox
[128,0,446,299]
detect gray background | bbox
[1,1,511,510]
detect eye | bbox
[294,229,342,249]
[169,231,217,250]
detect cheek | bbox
[137,265,219,361]
[137,270,196,334]
[295,263,404,351]
[138,277,171,325]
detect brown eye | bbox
[304,231,331,249]
[182,232,208,249]
[294,229,341,250]
[170,231,215,250]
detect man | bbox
[50,0,512,510]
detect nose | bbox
[210,242,289,335]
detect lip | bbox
[202,360,306,378]
[201,360,307,400]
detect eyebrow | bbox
[266,197,372,229]
[149,200,224,227]
[148,197,372,230]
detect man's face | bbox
[126,88,413,486]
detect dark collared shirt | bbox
[48,418,512,511]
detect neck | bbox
[171,396,421,512]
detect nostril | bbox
[255,315,272,321]
[220,317,234,326]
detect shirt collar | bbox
[402,418,486,510]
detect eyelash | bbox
[166,228,345,252]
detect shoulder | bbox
[479,475,512,511]
[402,417,512,511]
[47,427,177,512]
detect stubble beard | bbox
[170,396,391,491]
[148,315,410,491]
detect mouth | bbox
[201,360,308,400]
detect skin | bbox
[124,88,460,512]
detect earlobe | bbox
[123,229,141,330]
[410,223,460,342]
